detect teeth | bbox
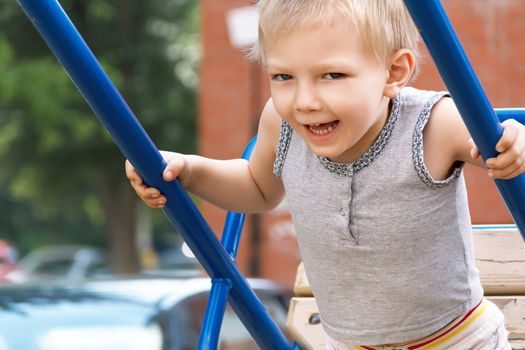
[308,123,336,135]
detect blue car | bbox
[0,276,292,349]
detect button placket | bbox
[346,166,358,242]
[340,167,352,217]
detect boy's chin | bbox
[310,147,347,163]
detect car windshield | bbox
[0,294,164,350]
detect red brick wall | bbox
[199,0,522,286]
[199,0,265,276]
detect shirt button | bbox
[340,208,346,216]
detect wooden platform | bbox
[287,227,525,349]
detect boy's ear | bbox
[383,49,415,98]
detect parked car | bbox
[0,276,292,349]
[5,245,109,283]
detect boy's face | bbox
[264,21,393,163]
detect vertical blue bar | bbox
[199,279,232,350]
[16,0,292,349]
[220,137,256,259]
[404,0,525,239]
[198,138,255,349]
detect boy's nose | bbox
[295,84,321,112]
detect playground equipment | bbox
[16,0,525,349]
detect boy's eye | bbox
[272,74,293,81]
[323,73,344,80]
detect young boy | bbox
[126,0,525,348]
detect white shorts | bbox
[325,298,510,350]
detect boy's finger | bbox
[488,160,524,179]
[125,161,143,184]
[503,166,525,180]
[487,135,525,170]
[145,188,162,199]
[140,193,167,207]
[486,152,517,170]
[129,173,143,186]
[146,201,165,209]
[129,179,147,194]
[147,197,167,208]
[163,157,186,181]
[495,121,518,152]
[125,162,134,179]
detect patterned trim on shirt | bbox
[318,93,401,176]
[272,93,402,178]
[412,92,464,188]
[273,119,293,177]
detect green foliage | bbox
[0,0,199,254]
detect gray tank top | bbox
[273,87,483,345]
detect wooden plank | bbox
[488,296,525,344]
[293,262,312,297]
[474,228,525,295]
[286,297,325,350]
[288,296,525,349]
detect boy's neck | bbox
[329,98,393,164]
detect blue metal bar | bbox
[199,278,232,350]
[198,138,255,349]
[16,1,292,349]
[221,210,247,259]
[404,0,525,239]
[220,137,256,259]
[472,224,517,230]
[496,109,525,125]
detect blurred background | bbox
[0,1,523,348]
[0,0,522,286]
[0,0,200,281]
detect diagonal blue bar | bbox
[16,0,292,348]
[404,0,525,239]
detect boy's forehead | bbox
[261,21,368,63]
[260,13,356,40]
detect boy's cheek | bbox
[271,97,290,117]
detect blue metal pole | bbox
[220,137,256,259]
[198,138,255,349]
[199,278,232,350]
[404,0,525,239]
[16,1,292,349]
[221,211,247,259]
[496,109,525,125]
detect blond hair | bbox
[251,0,420,69]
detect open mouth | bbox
[306,121,339,136]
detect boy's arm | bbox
[126,99,285,213]
[182,99,285,212]
[425,97,525,180]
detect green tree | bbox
[0,0,198,272]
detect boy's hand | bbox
[125,152,189,208]
[470,119,525,179]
